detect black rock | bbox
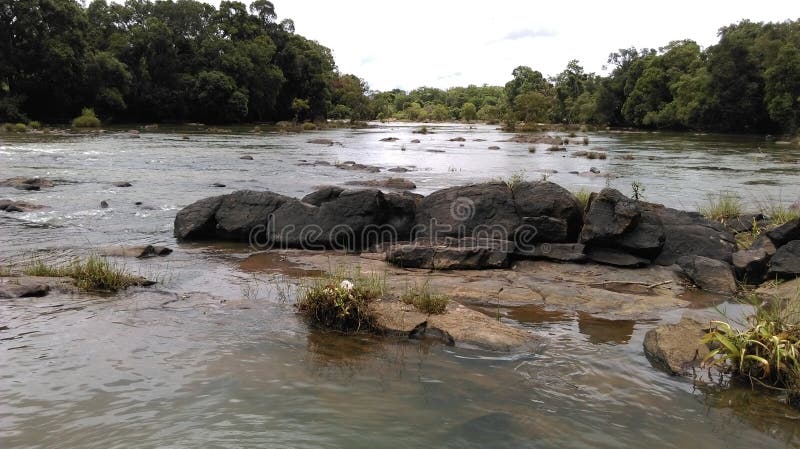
[113,181,132,187]
[585,247,650,267]
[100,200,109,208]
[766,218,800,247]
[677,255,737,295]
[769,240,800,278]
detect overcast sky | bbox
[202,0,798,91]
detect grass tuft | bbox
[574,188,592,210]
[401,281,450,315]
[23,255,145,291]
[763,204,800,227]
[297,268,385,333]
[703,291,800,397]
[699,192,743,222]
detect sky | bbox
[198,0,798,91]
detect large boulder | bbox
[579,189,665,260]
[766,218,800,247]
[768,240,800,278]
[0,177,56,191]
[732,247,772,284]
[511,181,583,241]
[643,317,710,375]
[414,182,519,240]
[653,208,737,265]
[677,255,737,295]
[175,188,416,249]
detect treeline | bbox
[0,0,337,123]
[1,2,798,134]
[357,20,800,135]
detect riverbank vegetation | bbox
[703,292,800,404]
[1,2,798,135]
[297,269,385,332]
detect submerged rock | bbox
[0,279,51,298]
[0,199,45,213]
[100,245,173,258]
[113,181,133,187]
[372,300,538,352]
[239,155,254,160]
[307,138,337,145]
[344,177,417,190]
[677,255,737,295]
[643,317,710,375]
[379,137,399,142]
[0,177,56,191]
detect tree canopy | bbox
[1,6,798,135]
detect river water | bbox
[1,123,799,448]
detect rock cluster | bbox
[174,183,799,291]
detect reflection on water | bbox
[2,124,800,447]
[577,312,636,344]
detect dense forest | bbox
[0,0,798,134]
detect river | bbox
[1,123,799,448]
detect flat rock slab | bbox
[279,250,690,320]
[373,300,538,352]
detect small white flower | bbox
[339,280,354,291]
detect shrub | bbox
[72,108,101,128]
[297,268,385,332]
[700,193,743,222]
[23,255,145,291]
[401,282,449,314]
[582,136,589,145]
[27,121,41,129]
[703,293,800,394]
[302,122,317,130]
[2,123,13,132]
[568,131,577,138]
[528,147,536,153]
[13,123,27,132]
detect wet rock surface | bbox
[0,199,45,212]
[0,177,56,191]
[344,177,417,190]
[643,317,710,375]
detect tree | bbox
[460,102,477,122]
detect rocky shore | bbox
[173,180,800,371]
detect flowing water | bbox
[1,123,800,448]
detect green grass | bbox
[401,281,450,315]
[496,169,527,189]
[699,192,743,222]
[574,188,592,210]
[703,291,800,395]
[23,255,145,291]
[763,204,800,227]
[72,108,101,128]
[297,268,385,332]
